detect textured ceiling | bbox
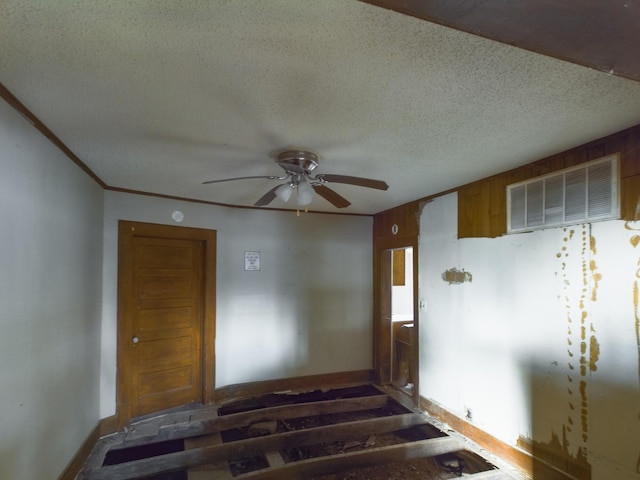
[2,1,640,214]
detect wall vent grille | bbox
[507,154,620,233]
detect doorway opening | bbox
[376,239,418,406]
[390,247,415,397]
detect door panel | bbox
[130,236,203,418]
[117,221,216,426]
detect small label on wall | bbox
[244,251,261,271]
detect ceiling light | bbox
[275,183,293,202]
[296,180,315,206]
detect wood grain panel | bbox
[117,221,217,427]
[214,369,374,403]
[621,175,640,221]
[373,203,420,404]
[456,124,640,238]
[138,365,193,396]
[130,236,202,417]
[138,335,193,366]
[137,244,194,269]
[373,201,420,241]
[360,0,640,83]
[138,307,192,331]
[392,249,405,286]
[137,276,193,300]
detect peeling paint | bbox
[589,334,600,372]
[441,268,472,284]
[561,225,593,448]
[631,223,640,394]
[635,281,640,388]
[579,381,588,441]
[589,259,602,302]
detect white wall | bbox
[419,192,640,479]
[0,100,104,479]
[101,192,373,418]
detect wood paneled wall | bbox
[457,124,640,238]
[373,201,421,243]
[374,124,640,240]
[372,202,420,402]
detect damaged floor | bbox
[79,385,527,480]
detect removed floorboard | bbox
[79,385,521,480]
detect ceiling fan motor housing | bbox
[276,150,319,175]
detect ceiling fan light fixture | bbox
[275,183,293,202]
[204,148,387,209]
[296,179,315,206]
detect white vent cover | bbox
[507,154,620,233]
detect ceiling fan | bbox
[202,150,389,208]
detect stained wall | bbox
[419,192,640,479]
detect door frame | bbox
[373,235,419,406]
[116,220,216,427]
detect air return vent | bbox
[507,154,620,233]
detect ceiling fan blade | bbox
[202,175,281,185]
[254,184,282,207]
[316,174,389,190]
[313,185,351,208]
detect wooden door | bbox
[118,221,216,426]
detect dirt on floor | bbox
[217,386,499,479]
[310,457,461,480]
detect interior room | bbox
[2,2,640,479]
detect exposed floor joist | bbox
[234,437,463,479]
[79,386,524,480]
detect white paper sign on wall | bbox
[244,251,261,271]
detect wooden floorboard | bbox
[185,432,232,480]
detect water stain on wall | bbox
[589,333,600,373]
[559,225,596,450]
[628,223,640,385]
[518,428,591,478]
[625,221,640,473]
[441,268,472,284]
[589,236,602,302]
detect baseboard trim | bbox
[419,396,586,480]
[98,414,119,437]
[57,420,102,480]
[214,369,375,403]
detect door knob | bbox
[132,336,140,345]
